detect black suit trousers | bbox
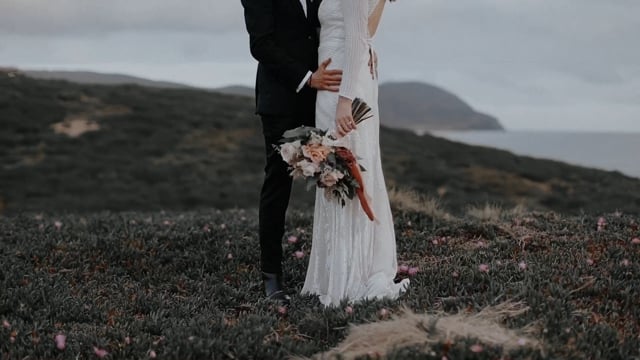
[259,112,314,275]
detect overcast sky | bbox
[1,0,639,132]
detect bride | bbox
[302,0,409,307]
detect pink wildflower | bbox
[55,334,66,350]
[2,320,9,328]
[398,264,409,274]
[54,221,63,230]
[93,347,108,358]
[597,217,607,231]
[479,264,490,273]
[287,235,298,244]
[408,267,419,276]
[345,306,354,315]
[277,306,287,315]
[518,261,527,270]
[149,350,157,359]
[294,251,305,259]
[379,308,389,318]
[470,344,484,353]
[621,259,630,267]
[631,238,640,245]
[226,253,233,260]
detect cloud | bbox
[0,0,244,35]
[1,0,639,132]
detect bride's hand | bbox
[335,96,356,138]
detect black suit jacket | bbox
[241,0,320,117]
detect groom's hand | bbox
[309,58,342,92]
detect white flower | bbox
[280,140,301,164]
[320,169,344,187]
[297,160,320,177]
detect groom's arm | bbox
[241,0,311,92]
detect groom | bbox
[241,0,342,303]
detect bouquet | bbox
[278,98,375,221]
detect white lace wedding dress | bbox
[301,0,409,307]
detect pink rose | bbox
[302,144,331,164]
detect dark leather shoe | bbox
[262,272,291,305]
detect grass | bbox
[3,72,640,216]
[1,208,639,359]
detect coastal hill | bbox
[379,81,503,132]
[2,69,640,215]
[23,69,503,132]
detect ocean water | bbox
[430,130,640,179]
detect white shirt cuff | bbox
[296,71,313,93]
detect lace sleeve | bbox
[339,0,369,100]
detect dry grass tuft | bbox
[467,203,504,222]
[306,302,542,360]
[388,187,452,220]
